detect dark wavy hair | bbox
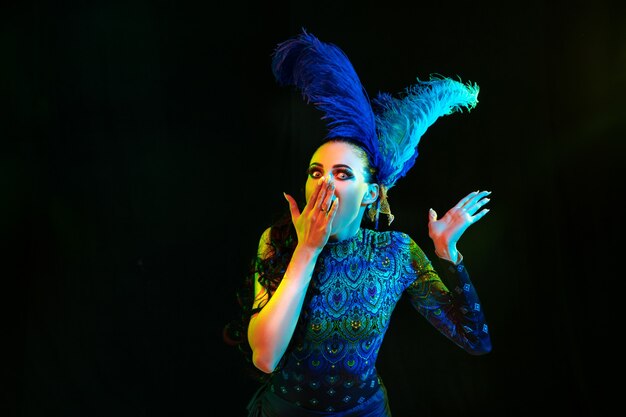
[222,138,377,381]
[222,210,297,382]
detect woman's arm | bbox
[403,190,492,354]
[247,229,320,373]
[248,175,338,374]
[405,247,492,355]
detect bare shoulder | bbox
[257,226,273,260]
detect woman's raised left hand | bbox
[428,190,491,250]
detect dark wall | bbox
[5,1,624,416]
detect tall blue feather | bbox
[271,29,379,157]
[372,76,479,189]
[271,30,479,195]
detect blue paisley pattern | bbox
[268,228,490,412]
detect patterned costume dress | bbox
[248,227,490,416]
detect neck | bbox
[328,207,366,242]
[328,223,360,242]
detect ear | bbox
[362,183,379,205]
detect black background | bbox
[4,1,624,416]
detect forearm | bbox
[433,259,491,355]
[248,245,320,373]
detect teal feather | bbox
[373,76,479,188]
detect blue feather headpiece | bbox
[272,29,479,228]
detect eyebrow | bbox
[309,163,353,170]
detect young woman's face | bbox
[305,141,376,239]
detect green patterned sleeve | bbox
[402,236,492,355]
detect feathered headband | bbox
[272,29,479,229]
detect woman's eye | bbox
[308,168,322,178]
[334,170,352,180]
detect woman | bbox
[225,30,492,416]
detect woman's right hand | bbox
[283,174,339,252]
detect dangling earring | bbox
[367,185,393,229]
[367,202,377,223]
[378,186,394,226]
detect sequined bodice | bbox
[267,228,489,412]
